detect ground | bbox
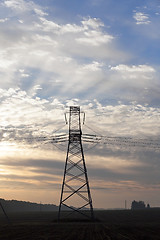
[0,209,160,239]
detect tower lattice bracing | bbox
[58,106,94,220]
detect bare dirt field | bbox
[0,209,160,240]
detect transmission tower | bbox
[58,106,94,220]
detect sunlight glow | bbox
[0,141,20,156]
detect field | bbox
[1,209,160,239]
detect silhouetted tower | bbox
[58,106,94,220]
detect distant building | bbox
[131,200,146,210]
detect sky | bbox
[0,0,160,210]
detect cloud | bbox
[1,89,160,141]
[4,0,48,16]
[133,11,151,25]
[131,3,160,41]
[76,30,113,46]
[0,0,129,99]
[1,145,160,192]
[110,64,155,73]
[1,87,160,191]
[0,18,8,22]
[2,0,156,105]
[81,17,104,29]
[109,64,156,89]
[0,156,64,190]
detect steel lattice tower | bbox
[58,106,94,220]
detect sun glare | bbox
[0,141,20,157]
